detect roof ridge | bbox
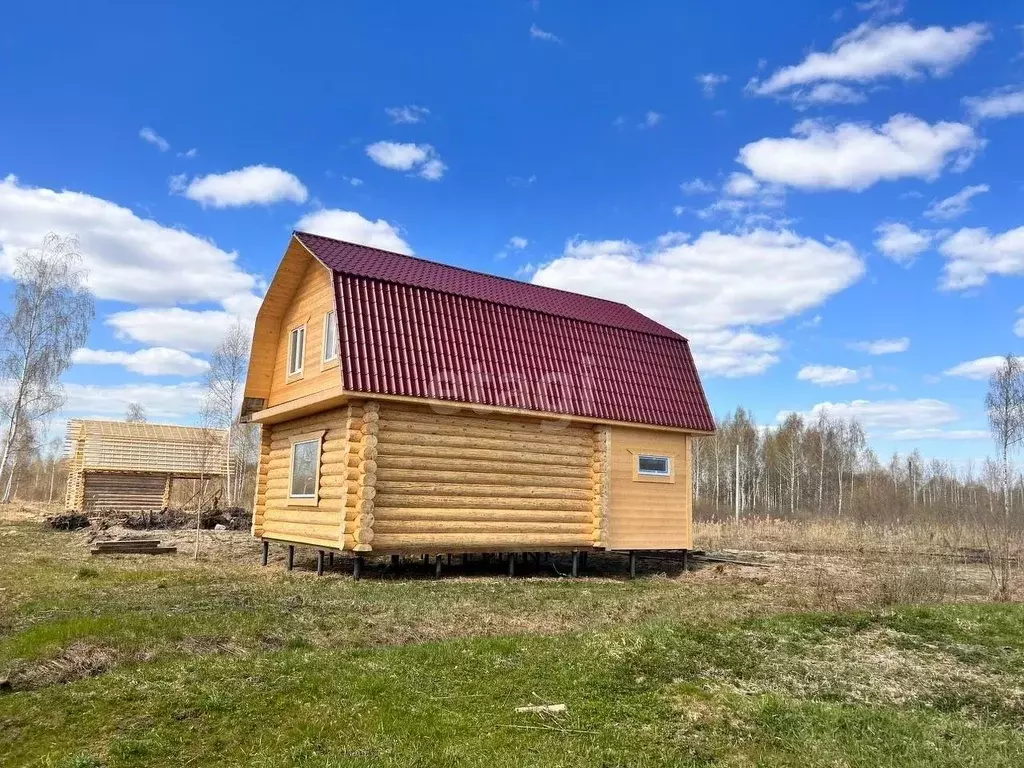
[293,230,680,337]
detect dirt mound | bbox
[119,506,251,531]
[43,513,91,531]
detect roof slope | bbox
[295,232,714,431]
[66,419,230,474]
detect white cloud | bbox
[723,172,761,197]
[177,148,198,159]
[106,308,246,355]
[175,165,308,208]
[680,178,715,195]
[751,22,988,96]
[697,176,786,226]
[529,23,561,43]
[349,177,363,186]
[944,356,1021,380]
[496,236,530,261]
[923,184,989,221]
[1016,308,1024,338]
[365,141,446,180]
[72,347,210,377]
[850,337,910,355]
[782,398,959,431]
[739,115,982,191]
[696,73,728,97]
[295,209,412,255]
[532,229,863,376]
[655,232,690,248]
[139,127,169,152]
[890,428,989,440]
[938,226,1024,290]
[789,82,867,107]
[63,382,206,422]
[641,111,663,128]
[874,222,932,264]
[688,328,783,377]
[419,158,447,181]
[507,174,537,188]
[0,175,258,307]
[855,0,905,19]
[385,105,430,124]
[964,87,1024,120]
[797,364,867,386]
[672,205,686,216]
[515,262,536,278]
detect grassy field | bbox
[1,509,1023,767]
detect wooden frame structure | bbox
[64,420,230,513]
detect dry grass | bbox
[697,515,1023,558]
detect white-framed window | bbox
[322,310,338,363]
[289,438,320,498]
[287,325,305,376]
[637,454,671,477]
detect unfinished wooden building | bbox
[240,232,715,568]
[64,420,230,513]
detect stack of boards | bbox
[90,539,177,556]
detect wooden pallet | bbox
[90,539,177,556]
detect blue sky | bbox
[0,0,1021,462]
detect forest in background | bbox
[693,406,1024,525]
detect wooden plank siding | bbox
[265,257,342,408]
[606,426,692,550]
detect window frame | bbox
[322,310,339,367]
[637,454,671,477]
[286,323,306,379]
[287,430,324,506]
[631,451,676,484]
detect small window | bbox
[637,454,671,477]
[322,311,338,362]
[287,326,305,376]
[290,439,319,498]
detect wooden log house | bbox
[241,232,715,568]
[64,420,229,513]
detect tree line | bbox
[694,358,1024,529]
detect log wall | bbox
[81,472,169,513]
[370,401,596,553]
[252,399,695,554]
[257,405,351,549]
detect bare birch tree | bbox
[985,354,1024,597]
[0,234,93,501]
[125,402,147,423]
[203,321,249,506]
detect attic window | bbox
[322,311,338,362]
[287,326,305,376]
[637,455,671,477]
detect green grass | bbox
[1,522,1022,766]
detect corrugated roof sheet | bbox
[296,231,714,431]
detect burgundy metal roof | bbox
[296,231,714,431]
